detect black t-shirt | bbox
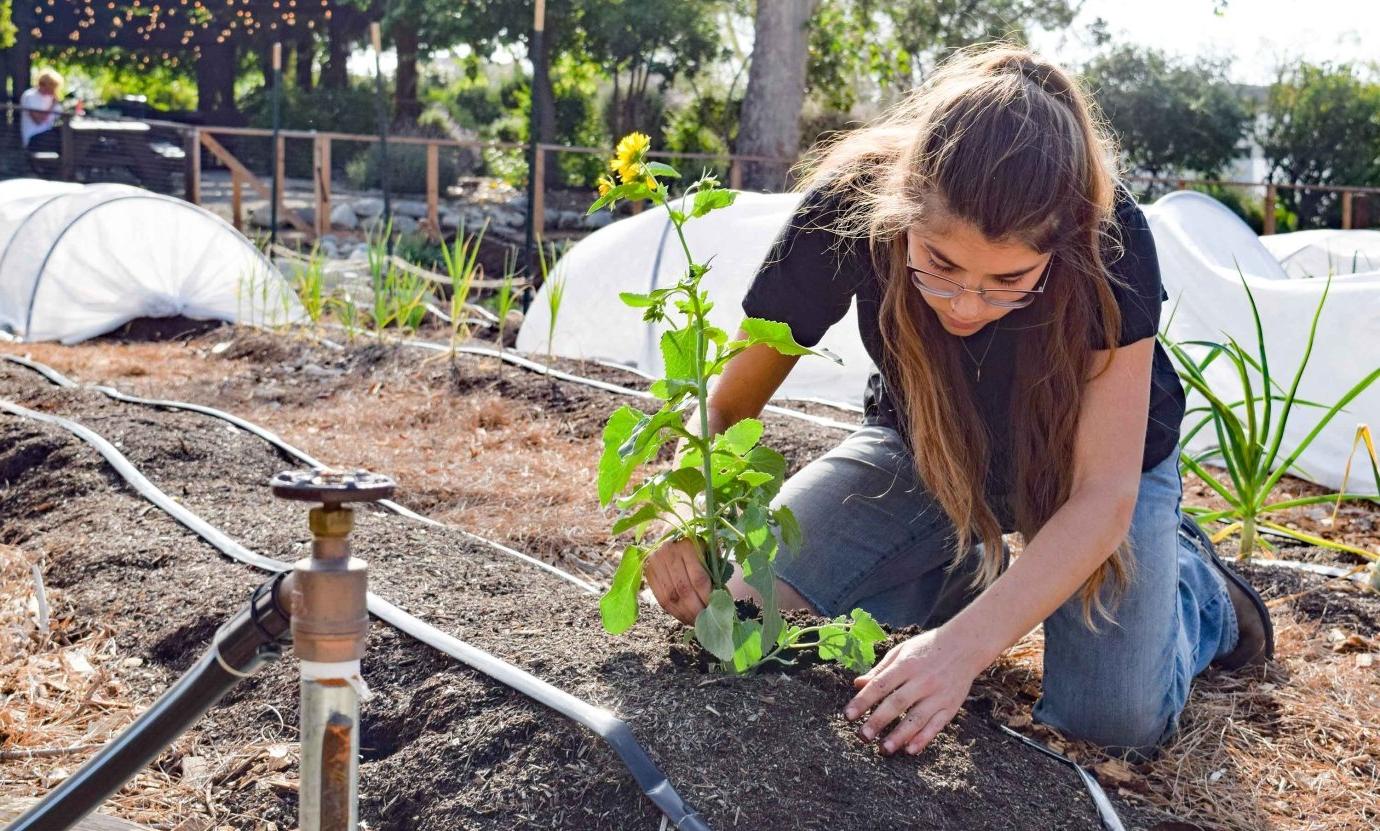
[741,185,1186,526]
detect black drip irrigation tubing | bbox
[0,395,711,831]
[0,354,597,595]
[2,354,1134,831]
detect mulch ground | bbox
[2,327,1378,830]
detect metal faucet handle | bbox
[270,469,396,505]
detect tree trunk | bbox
[737,0,821,192]
[295,35,314,92]
[195,43,239,123]
[393,22,421,122]
[8,5,32,105]
[322,14,350,90]
[534,23,560,188]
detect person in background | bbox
[20,69,64,152]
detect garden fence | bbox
[5,103,1378,249]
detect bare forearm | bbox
[944,487,1136,672]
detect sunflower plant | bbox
[589,133,886,675]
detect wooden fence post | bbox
[532,144,546,241]
[274,134,286,220]
[729,160,743,191]
[1342,191,1353,230]
[426,142,440,240]
[1263,184,1277,236]
[232,171,244,231]
[184,128,201,204]
[314,135,331,238]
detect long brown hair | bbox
[798,45,1131,625]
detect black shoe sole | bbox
[1178,515,1276,668]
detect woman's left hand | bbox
[843,626,985,755]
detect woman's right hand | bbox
[644,536,713,626]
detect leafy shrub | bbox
[345,139,459,195]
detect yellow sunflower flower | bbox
[596,174,615,198]
[611,131,651,184]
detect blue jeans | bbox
[771,426,1239,759]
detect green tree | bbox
[806,0,1079,114]
[1083,45,1251,180]
[1259,61,1380,228]
[1,2,15,50]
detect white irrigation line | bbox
[0,396,710,831]
[0,354,597,595]
[323,325,865,435]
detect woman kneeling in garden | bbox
[641,46,1274,761]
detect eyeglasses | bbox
[905,256,1052,309]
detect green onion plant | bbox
[1163,273,1380,559]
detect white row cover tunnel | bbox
[520,190,1380,495]
[0,179,300,343]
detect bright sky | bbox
[1031,0,1378,85]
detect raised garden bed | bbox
[2,330,1378,830]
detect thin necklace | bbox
[959,320,1000,382]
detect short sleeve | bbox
[740,187,867,348]
[1095,192,1164,349]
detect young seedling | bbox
[589,133,885,674]
[440,218,490,358]
[1164,272,1380,559]
[494,251,519,351]
[538,240,567,375]
[293,244,328,332]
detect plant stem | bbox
[657,187,724,587]
[1239,514,1256,559]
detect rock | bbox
[247,204,277,229]
[348,244,370,260]
[501,309,524,347]
[509,194,527,212]
[490,208,523,228]
[394,199,430,219]
[543,208,560,229]
[439,211,461,230]
[558,210,583,230]
[352,197,384,219]
[330,203,358,230]
[319,239,340,259]
[582,211,614,230]
[297,206,316,227]
[362,214,418,236]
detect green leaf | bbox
[660,328,700,384]
[617,404,681,461]
[716,418,764,455]
[600,545,648,635]
[646,161,681,179]
[733,317,835,361]
[849,608,886,646]
[692,187,737,218]
[745,446,787,484]
[649,377,699,402]
[737,470,774,488]
[611,503,662,537]
[731,618,764,673]
[665,467,705,498]
[619,291,655,308]
[773,505,802,553]
[741,550,782,650]
[694,589,738,662]
[597,406,643,506]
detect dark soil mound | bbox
[0,364,1157,830]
